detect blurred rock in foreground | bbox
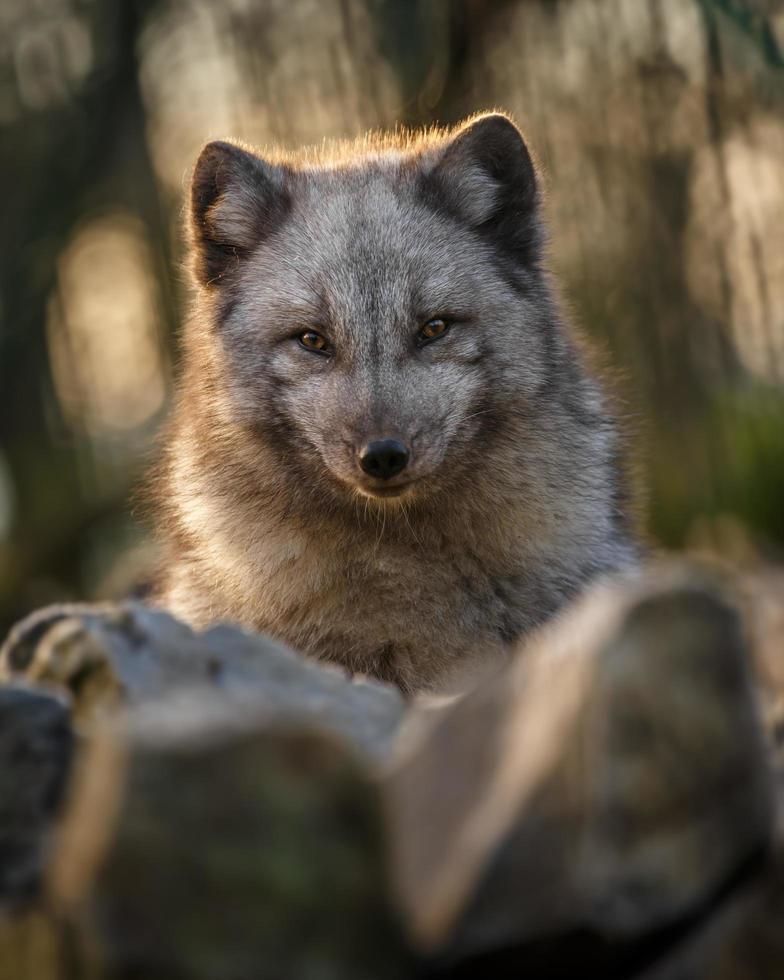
[386,567,780,978]
[0,604,410,980]
[0,687,73,904]
[0,602,404,764]
[0,564,782,979]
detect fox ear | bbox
[423,113,540,263]
[190,141,289,288]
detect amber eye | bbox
[418,318,450,344]
[298,330,330,354]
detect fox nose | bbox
[359,438,410,480]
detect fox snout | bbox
[358,438,410,481]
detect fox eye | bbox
[298,330,330,354]
[418,318,450,344]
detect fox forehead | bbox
[234,177,503,335]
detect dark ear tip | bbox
[455,113,526,153]
[191,141,253,225]
[455,111,537,185]
[462,112,521,137]
[197,139,243,161]
[458,113,529,157]
[192,140,244,184]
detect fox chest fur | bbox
[153,113,637,694]
[165,507,520,693]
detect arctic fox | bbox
[152,112,638,694]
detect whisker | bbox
[460,408,496,424]
[401,499,422,549]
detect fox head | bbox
[188,114,559,507]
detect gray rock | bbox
[2,567,782,979]
[44,721,411,980]
[0,685,74,902]
[0,605,411,979]
[384,566,776,977]
[0,603,404,766]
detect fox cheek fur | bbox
[152,112,639,694]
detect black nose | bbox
[359,438,410,480]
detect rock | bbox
[0,603,404,766]
[384,566,775,977]
[39,710,412,980]
[0,685,74,903]
[0,604,411,978]
[1,566,782,978]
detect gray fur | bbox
[152,113,639,695]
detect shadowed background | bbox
[1,0,783,636]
